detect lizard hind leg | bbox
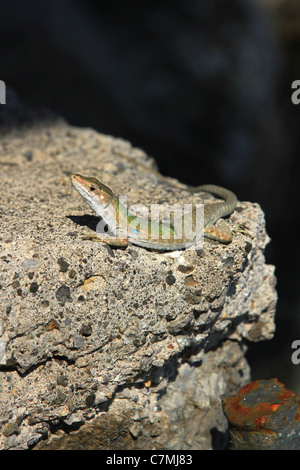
[203,219,233,244]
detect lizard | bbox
[70,173,238,251]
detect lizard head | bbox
[70,174,117,216]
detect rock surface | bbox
[222,378,300,450]
[0,96,277,449]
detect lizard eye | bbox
[90,185,96,191]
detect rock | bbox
[64,413,84,427]
[0,339,7,365]
[222,378,300,450]
[2,421,19,437]
[0,95,277,449]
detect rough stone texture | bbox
[222,378,300,450]
[0,95,277,449]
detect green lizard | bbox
[70,174,237,251]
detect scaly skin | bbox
[70,174,237,250]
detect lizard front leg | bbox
[81,233,129,247]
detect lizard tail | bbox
[190,184,238,220]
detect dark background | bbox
[1,0,300,392]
